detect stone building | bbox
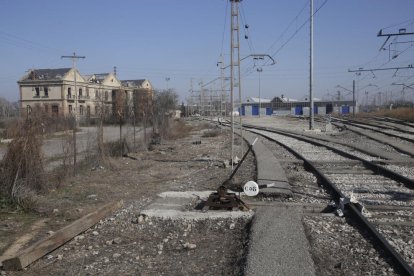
[18,68,152,119]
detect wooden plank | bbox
[2,200,123,271]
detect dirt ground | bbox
[0,119,256,275]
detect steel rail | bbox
[330,122,414,158]
[243,124,414,190]
[242,125,414,275]
[332,118,414,139]
[373,117,414,129]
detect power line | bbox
[219,1,229,57]
[378,29,414,51]
[0,30,65,54]
[236,0,329,81]
[355,28,414,83]
[266,0,308,54]
[269,0,329,61]
[349,65,414,73]
[239,2,255,55]
[381,18,414,31]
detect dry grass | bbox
[104,138,130,157]
[360,107,414,122]
[0,119,45,210]
[4,112,72,139]
[164,119,193,140]
[192,122,212,131]
[202,129,221,137]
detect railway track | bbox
[240,123,414,275]
[373,116,414,129]
[331,116,414,143]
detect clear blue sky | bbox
[1,0,414,104]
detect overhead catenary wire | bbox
[265,0,309,54]
[0,30,66,55]
[230,0,330,82]
[239,2,255,55]
[381,18,414,31]
[219,1,229,58]
[354,18,414,88]
[268,0,329,61]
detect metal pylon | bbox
[230,0,243,167]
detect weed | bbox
[202,129,220,138]
[372,107,414,122]
[164,120,193,140]
[0,119,45,211]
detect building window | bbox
[44,86,49,97]
[79,105,84,115]
[105,91,108,101]
[52,105,59,115]
[68,87,72,98]
[35,87,40,97]
[95,106,98,115]
[87,106,90,116]
[68,105,73,113]
[86,87,89,98]
[79,88,82,97]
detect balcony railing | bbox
[79,95,90,100]
[67,95,91,100]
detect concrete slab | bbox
[244,132,292,197]
[141,191,254,221]
[245,205,316,276]
[253,139,289,183]
[259,180,292,198]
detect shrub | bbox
[0,119,45,210]
[202,129,220,138]
[357,107,414,122]
[164,120,193,140]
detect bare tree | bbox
[133,88,154,145]
[0,97,19,118]
[153,89,178,139]
[0,115,45,209]
[95,88,109,166]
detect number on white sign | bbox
[243,181,259,197]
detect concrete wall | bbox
[245,105,252,116]
[302,107,310,116]
[63,69,86,82]
[21,85,63,101]
[273,110,291,116]
[318,106,326,115]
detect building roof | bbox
[121,79,146,87]
[20,68,71,82]
[94,73,110,82]
[273,96,299,103]
[300,96,321,102]
[245,97,271,103]
[83,74,93,81]
[85,73,113,84]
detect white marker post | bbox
[244,181,259,197]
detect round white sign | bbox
[243,181,259,197]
